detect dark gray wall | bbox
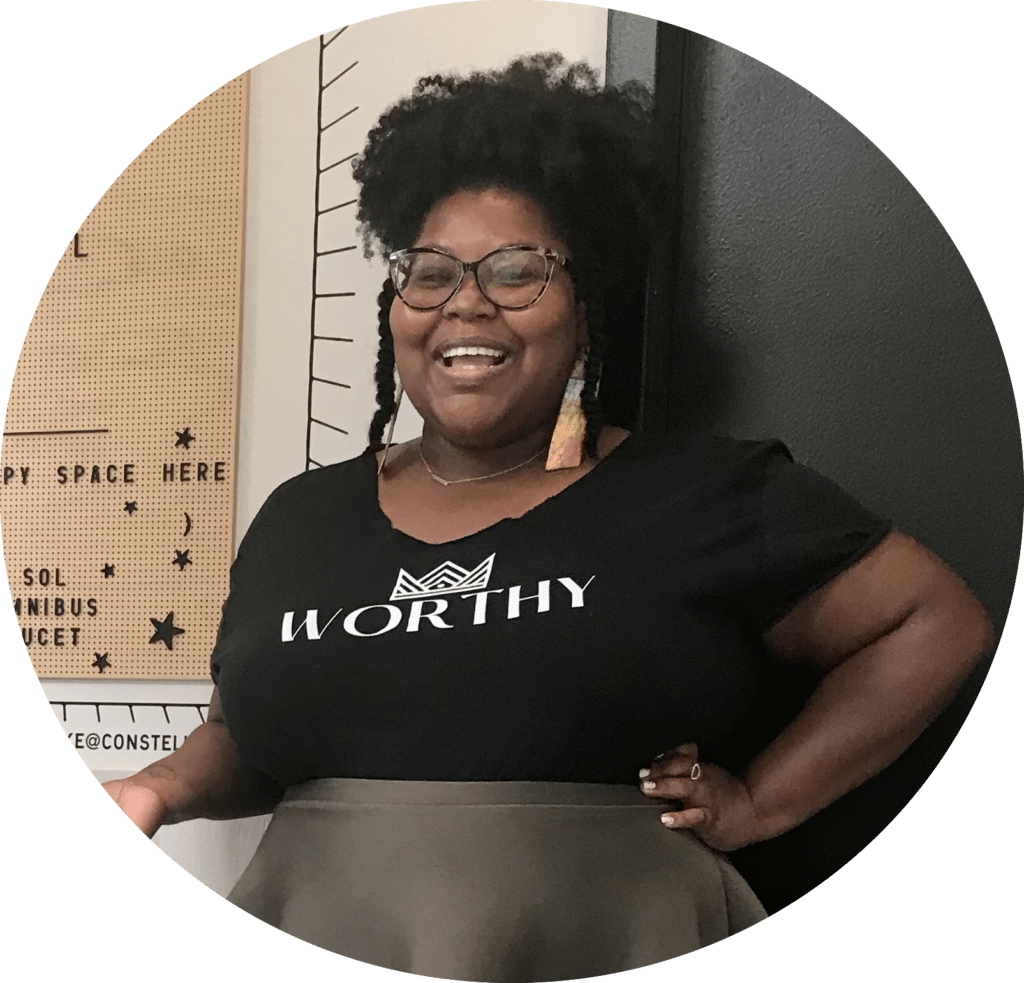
[606,17,1022,912]
[668,34,1021,636]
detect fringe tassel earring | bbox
[377,382,404,477]
[545,354,586,471]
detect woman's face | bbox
[390,187,585,450]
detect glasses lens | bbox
[479,250,549,309]
[394,252,461,308]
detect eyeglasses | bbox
[388,245,571,311]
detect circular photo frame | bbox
[2,2,1020,981]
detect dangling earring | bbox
[377,382,404,477]
[545,353,586,471]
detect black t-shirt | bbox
[211,432,891,788]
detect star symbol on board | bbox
[91,653,111,673]
[174,427,195,449]
[102,563,115,578]
[124,501,138,516]
[172,549,192,571]
[149,612,185,650]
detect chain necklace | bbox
[418,441,546,487]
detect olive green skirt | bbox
[228,779,765,981]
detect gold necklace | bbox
[418,441,546,487]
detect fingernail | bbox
[660,814,675,826]
[638,768,650,778]
[642,780,656,791]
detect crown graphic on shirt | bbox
[389,553,496,601]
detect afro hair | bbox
[355,53,666,452]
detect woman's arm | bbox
[641,532,994,850]
[102,687,285,837]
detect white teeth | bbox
[439,345,507,368]
[440,346,505,359]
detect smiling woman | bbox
[102,53,993,981]
[374,184,632,546]
[387,189,588,482]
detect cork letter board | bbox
[1,77,247,679]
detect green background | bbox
[2,0,1015,978]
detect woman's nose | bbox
[443,272,495,316]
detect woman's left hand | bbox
[640,743,763,852]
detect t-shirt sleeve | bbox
[209,479,293,685]
[209,546,252,687]
[740,441,893,631]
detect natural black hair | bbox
[366,278,398,451]
[355,53,664,456]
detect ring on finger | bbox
[690,762,702,781]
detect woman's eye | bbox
[490,265,538,285]
[410,267,452,285]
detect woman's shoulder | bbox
[273,451,371,494]
[245,452,375,532]
[617,428,890,543]
[613,428,792,481]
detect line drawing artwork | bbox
[301,9,593,476]
[306,27,361,471]
[50,701,208,725]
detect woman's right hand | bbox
[101,776,169,838]
[95,691,285,832]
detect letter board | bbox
[1,77,247,679]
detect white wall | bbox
[47,0,609,896]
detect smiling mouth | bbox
[439,345,508,368]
